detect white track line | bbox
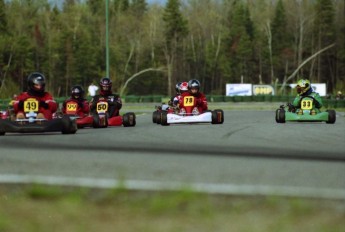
[0,174,344,200]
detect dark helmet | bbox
[71,85,84,99]
[175,82,182,93]
[188,79,200,90]
[188,79,201,96]
[27,72,46,94]
[99,77,112,93]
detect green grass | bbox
[0,185,344,232]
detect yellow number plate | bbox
[66,102,78,114]
[184,96,194,107]
[301,99,313,110]
[24,98,39,112]
[96,102,108,113]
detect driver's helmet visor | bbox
[33,83,43,90]
[102,85,110,91]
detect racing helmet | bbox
[99,77,112,93]
[296,79,311,95]
[188,79,201,95]
[71,85,85,99]
[179,82,189,93]
[175,82,182,93]
[27,72,46,94]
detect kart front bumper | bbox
[285,112,329,122]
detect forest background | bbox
[0,0,344,99]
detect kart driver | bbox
[62,85,90,117]
[184,79,208,113]
[13,72,57,120]
[169,82,182,106]
[89,77,122,117]
[291,79,322,114]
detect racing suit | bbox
[90,92,122,117]
[179,91,208,113]
[292,88,323,109]
[13,90,58,120]
[62,98,90,117]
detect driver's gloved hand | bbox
[287,103,295,112]
[40,101,49,109]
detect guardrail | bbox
[1,95,345,109]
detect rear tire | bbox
[160,112,170,126]
[156,112,162,124]
[152,111,158,123]
[211,109,224,124]
[326,110,336,124]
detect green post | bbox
[105,0,110,78]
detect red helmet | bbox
[179,82,189,93]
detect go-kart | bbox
[0,98,77,135]
[275,96,336,124]
[63,99,136,128]
[159,95,224,126]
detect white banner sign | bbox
[226,84,252,96]
[289,83,327,96]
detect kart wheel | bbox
[156,112,162,124]
[275,109,280,123]
[0,131,5,136]
[326,110,336,124]
[160,112,170,126]
[61,116,78,134]
[93,114,99,128]
[277,109,285,123]
[93,114,108,128]
[152,111,157,123]
[123,112,136,127]
[211,109,224,124]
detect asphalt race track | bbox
[0,109,344,199]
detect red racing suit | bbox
[13,91,58,120]
[62,98,90,117]
[90,92,122,118]
[179,91,208,113]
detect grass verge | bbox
[0,185,344,232]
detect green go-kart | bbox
[275,96,336,124]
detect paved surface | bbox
[0,109,344,199]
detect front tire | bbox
[61,116,78,134]
[276,109,286,123]
[123,112,136,127]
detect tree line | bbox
[0,0,344,99]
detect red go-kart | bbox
[63,99,136,128]
[159,95,224,126]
